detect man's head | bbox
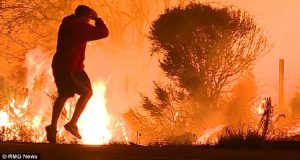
[75,5,96,22]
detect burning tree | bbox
[125,3,269,144]
[0,0,156,62]
[0,0,74,59]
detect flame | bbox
[256,99,266,115]
[0,49,130,144]
[174,112,179,121]
[197,124,225,145]
[78,81,112,144]
[251,95,266,119]
[287,118,300,137]
[9,98,29,117]
[112,119,129,143]
[0,110,10,127]
[0,97,45,142]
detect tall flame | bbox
[78,81,112,144]
[0,49,130,144]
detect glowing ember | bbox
[78,81,112,144]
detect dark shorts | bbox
[52,69,92,97]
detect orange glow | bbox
[0,111,10,127]
[251,95,267,119]
[78,81,112,145]
[0,49,130,144]
[197,124,225,145]
[1,0,300,145]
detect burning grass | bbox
[0,50,300,147]
[216,98,295,149]
[0,49,130,145]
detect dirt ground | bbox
[0,143,300,160]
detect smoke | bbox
[83,41,161,116]
[224,72,258,126]
[3,0,300,143]
[24,48,54,121]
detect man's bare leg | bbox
[46,95,69,143]
[65,90,92,139]
[51,95,69,127]
[70,90,92,125]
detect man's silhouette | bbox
[46,5,109,143]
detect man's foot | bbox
[45,125,57,143]
[64,123,82,139]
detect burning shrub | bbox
[0,99,46,143]
[125,2,269,145]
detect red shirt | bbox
[52,14,109,72]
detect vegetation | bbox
[0,0,178,61]
[125,2,269,144]
[217,98,288,149]
[224,71,257,126]
[217,125,264,149]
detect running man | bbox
[46,5,109,143]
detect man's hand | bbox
[90,10,98,20]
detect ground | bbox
[1,143,300,160]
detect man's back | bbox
[52,14,109,72]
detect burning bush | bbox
[0,95,45,142]
[125,2,269,145]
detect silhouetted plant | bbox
[218,98,287,148]
[217,124,264,149]
[258,97,285,139]
[126,2,269,144]
[149,3,269,107]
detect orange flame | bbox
[78,81,112,144]
[0,111,10,127]
[250,95,266,119]
[197,124,225,145]
[0,49,129,144]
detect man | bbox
[46,5,109,143]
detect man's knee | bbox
[83,88,93,98]
[56,94,70,102]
